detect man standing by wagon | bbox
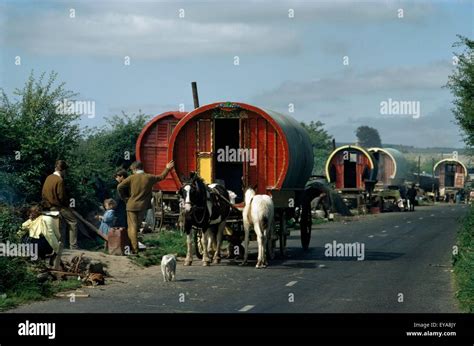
[117,160,174,254]
[42,160,79,250]
[407,183,417,212]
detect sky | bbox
[0,0,473,147]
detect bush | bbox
[0,72,80,204]
[453,205,474,312]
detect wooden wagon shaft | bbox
[210,188,240,212]
[48,269,85,276]
[71,210,108,241]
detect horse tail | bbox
[261,215,268,230]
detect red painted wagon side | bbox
[166,101,313,204]
[325,145,377,190]
[136,111,187,192]
[434,158,467,196]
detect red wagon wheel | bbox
[152,191,164,232]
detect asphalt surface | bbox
[8,203,467,313]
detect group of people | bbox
[19,159,174,259]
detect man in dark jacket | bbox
[114,169,129,228]
[117,160,174,254]
[41,160,79,249]
[406,184,417,212]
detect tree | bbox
[301,121,333,175]
[355,126,382,148]
[0,72,80,203]
[447,35,474,147]
[66,111,150,213]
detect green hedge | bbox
[453,205,474,312]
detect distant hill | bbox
[336,142,473,172]
[337,142,470,155]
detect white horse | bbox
[242,188,274,268]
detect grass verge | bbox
[453,205,474,312]
[0,261,82,311]
[131,230,187,267]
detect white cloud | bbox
[254,61,454,105]
[327,106,464,147]
[1,5,300,60]
[0,0,436,60]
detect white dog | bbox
[161,254,177,282]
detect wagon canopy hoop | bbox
[433,158,468,177]
[325,144,375,182]
[368,147,398,179]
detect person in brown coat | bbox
[117,160,174,253]
[41,160,79,249]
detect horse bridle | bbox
[182,179,209,226]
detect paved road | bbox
[8,203,467,313]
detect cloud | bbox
[1,4,301,60]
[99,0,434,24]
[253,61,454,106]
[0,0,436,60]
[327,106,464,147]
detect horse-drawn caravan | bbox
[325,145,378,212]
[136,111,187,231]
[434,158,468,199]
[368,147,410,211]
[136,101,315,266]
[368,147,408,188]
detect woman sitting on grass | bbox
[18,205,61,257]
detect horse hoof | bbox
[212,257,221,264]
[184,260,192,266]
[202,261,210,267]
[240,261,248,266]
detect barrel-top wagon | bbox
[368,147,408,188]
[136,101,316,258]
[434,158,468,199]
[325,144,378,212]
[136,111,187,230]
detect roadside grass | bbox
[0,262,82,311]
[132,230,187,267]
[453,205,474,312]
[0,205,85,311]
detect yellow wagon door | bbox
[197,119,213,184]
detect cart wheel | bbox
[279,211,287,258]
[193,230,203,260]
[152,192,164,232]
[300,203,311,250]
